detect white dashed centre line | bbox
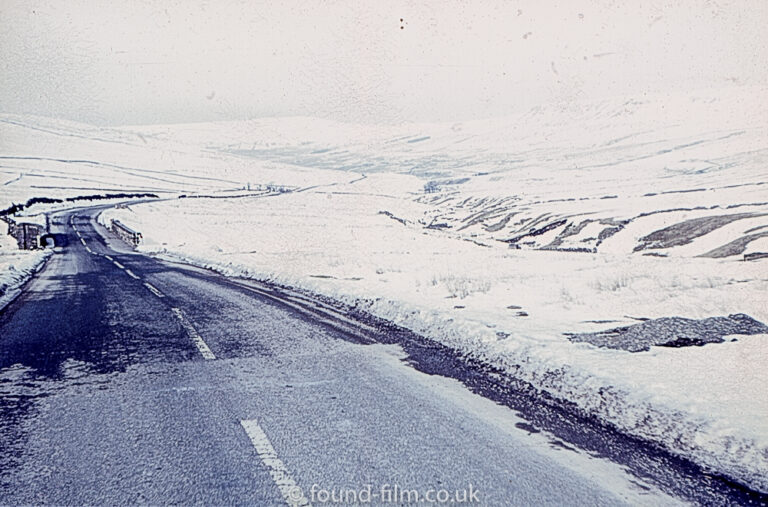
[113,260,125,269]
[104,255,113,261]
[79,237,86,246]
[171,307,216,360]
[240,419,309,507]
[143,282,165,298]
[85,246,92,254]
[124,268,140,279]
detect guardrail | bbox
[110,219,142,246]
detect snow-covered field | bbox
[4,86,768,490]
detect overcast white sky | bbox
[1,0,766,126]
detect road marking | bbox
[144,282,165,298]
[113,260,125,269]
[104,255,113,261]
[124,268,139,279]
[240,419,309,507]
[80,237,86,246]
[85,245,92,253]
[171,307,216,360]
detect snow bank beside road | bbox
[101,182,768,492]
[0,240,51,311]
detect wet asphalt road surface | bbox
[0,208,765,506]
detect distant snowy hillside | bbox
[0,114,354,213]
[124,86,767,177]
[119,86,768,260]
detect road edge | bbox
[0,249,53,314]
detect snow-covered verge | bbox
[100,178,768,492]
[0,232,51,311]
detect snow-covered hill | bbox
[0,114,353,214]
[115,86,768,260]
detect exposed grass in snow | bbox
[430,274,492,300]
